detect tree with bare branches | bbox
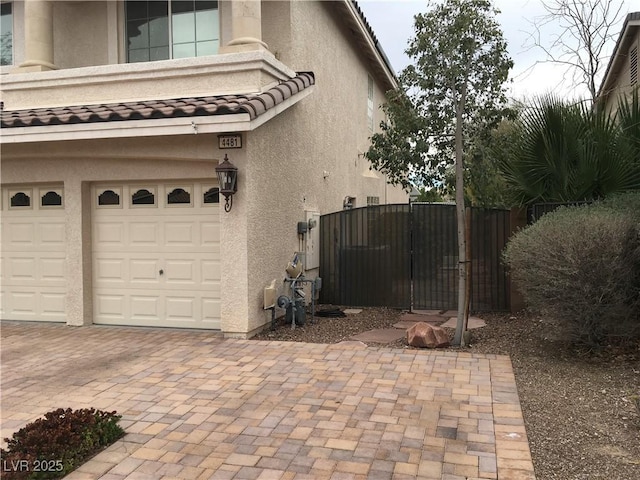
[526,0,625,103]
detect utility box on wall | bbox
[305,210,321,269]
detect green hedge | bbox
[1,408,125,479]
[504,193,640,349]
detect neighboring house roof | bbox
[597,12,640,100]
[1,72,314,128]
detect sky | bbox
[357,0,634,102]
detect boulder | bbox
[406,322,450,348]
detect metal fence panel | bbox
[411,204,458,310]
[469,208,510,311]
[528,201,590,223]
[319,204,511,312]
[319,205,411,308]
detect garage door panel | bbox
[201,222,220,246]
[8,257,36,280]
[95,294,126,321]
[95,258,127,284]
[166,296,195,320]
[39,223,65,245]
[7,223,35,246]
[202,298,221,328]
[95,222,125,246]
[130,295,161,320]
[41,257,66,281]
[40,292,66,318]
[165,222,195,246]
[130,259,161,283]
[1,289,66,322]
[4,256,66,284]
[8,291,37,313]
[163,260,196,284]
[130,222,159,245]
[202,260,221,285]
[93,182,220,329]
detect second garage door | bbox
[92,183,221,329]
[1,185,66,322]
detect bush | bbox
[503,193,640,350]
[1,408,125,479]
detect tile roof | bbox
[1,72,314,128]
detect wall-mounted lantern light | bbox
[343,196,355,210]
[215,154,238,212]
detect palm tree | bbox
[500,92,640,205]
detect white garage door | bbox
[92,183,221,329]
[0,186,67,322]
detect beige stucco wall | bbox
[603,29,640,115]
[262,1,292,65]
[286,1,405,209]
[1,52,294,110]
[240,1,407,336]
[1,0,407,336]
[53,1,109,69]
[2,1,293,109]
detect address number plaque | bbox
[218,134,242,149]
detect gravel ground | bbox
[253,307,640,480]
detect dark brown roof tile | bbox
[0,73,315,129]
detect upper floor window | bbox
[0,2,12,66]
[367,75,374,131]
[126,0,219,63]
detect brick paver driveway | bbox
[0,322,535,479]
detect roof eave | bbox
[597,12,640,101]
[0,85,314,144]
[340,0,398,92]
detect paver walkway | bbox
[0,322,535,479]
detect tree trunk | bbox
[463,207,472,336]
[453,84,468,347]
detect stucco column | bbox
[15,0,57,72]
[218,149,251,337]
[219,0,269,54]
[64,180,91,326]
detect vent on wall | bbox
[631,45,638,86]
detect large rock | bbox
[406,322,450,348]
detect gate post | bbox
[508,207,528,312]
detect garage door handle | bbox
[159,269,164,275]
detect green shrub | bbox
[503,193,640,350]
[1,408,125,479]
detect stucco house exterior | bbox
[0,0,407,337]
[597,11,640,113]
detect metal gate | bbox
[319,204,411,308]
[319,203,511,312]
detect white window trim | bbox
[96,187,124,210]
[130,185,158,208]
[0,0,23,74]
[39,187,64,209]
[165,184,194,207]
[8,187,33,210]
[367,75,374,132]
[201,184,221,207]
[124,0,221,64]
